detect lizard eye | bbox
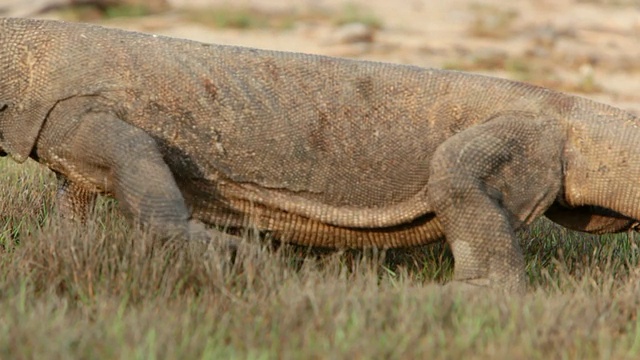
[0,103,7,112]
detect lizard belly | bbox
[186,181,443,248]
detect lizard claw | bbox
[188,219,240,258]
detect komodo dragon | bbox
[1,18,638,293]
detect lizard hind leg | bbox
[55,173,98,222]
[428,115,565,293]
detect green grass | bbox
[332,3,383,29]
[0,159,639,358]
[180,3,383,31]
[180,6,299,30]
[54,2,163,22]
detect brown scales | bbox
[2,18,640,293]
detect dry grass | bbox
[577,0,640,6]
[467,3,519,39]
[1,160,639,358]
[442,52,605,95]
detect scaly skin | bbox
[1,18,640,293]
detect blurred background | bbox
[3,0,639,113]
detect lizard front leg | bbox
[43,111,229,245]
[428,114,566,293]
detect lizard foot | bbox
[187,220,241,261]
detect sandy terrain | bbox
[30,0,640,113]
